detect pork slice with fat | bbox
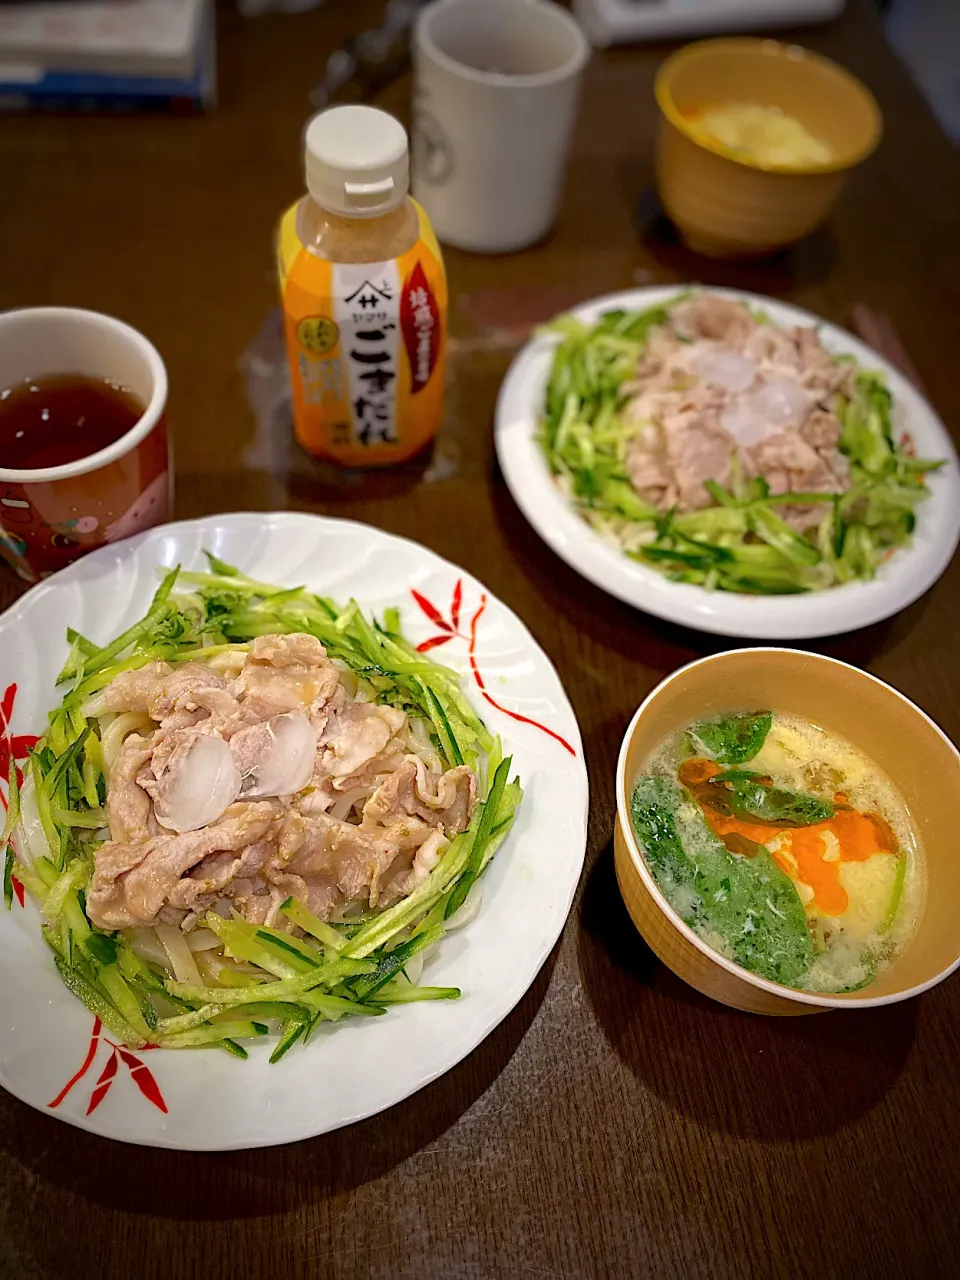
[286,812,401,904]
[102,663,173,713]
[672,296,753,347]
[319,701,407,780]
[106,732,156,842]
[87,801,277,929]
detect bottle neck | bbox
[297,194,420,264]
[308,196,407,229]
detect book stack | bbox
[0,0,215,112]
[573,0,845,47]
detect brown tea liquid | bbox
[0,373,144,470]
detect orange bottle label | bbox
[278,201,447,467]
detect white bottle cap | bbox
[304,105,410,219]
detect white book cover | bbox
[574,0,846,46]
[0,0,206,77]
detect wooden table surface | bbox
[1,2,959,1276]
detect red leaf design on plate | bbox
[115,1047,168,1113]
[467,596,576,757]
[411,589,451,632]
[49,1018,102,1109]
[450,579,463,633]
[11,734,39,757]
[11,876,23,908]
[86,1047,119,1114]
[416,634,454,653]
[0,684,15,728]
[131,1064,167,1112]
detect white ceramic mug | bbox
[412,0,590,253]
[0,307,171,581]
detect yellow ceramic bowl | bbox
[615,649,960,1015]
[655,38,882,257]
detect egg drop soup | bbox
[631,710,923,993]
[683,102,834,168]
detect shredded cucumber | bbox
[10,556,523,1059]
[538,297,944,594]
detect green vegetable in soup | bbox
[697,776,835,828]
[880,852,907,935]
[629,776,693,889]
[630,776,814,986]
[689,711,772,765]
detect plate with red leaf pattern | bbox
[0,512,587,1148]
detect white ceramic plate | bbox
[0,513,587,1149]
[495,286,960,638]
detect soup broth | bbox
[682,102,834,168]
[631,710,923,993]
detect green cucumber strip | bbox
[53,954,147,1048]
[221,1001,308,1022]
[165,957,374,1006]
[203,551,241,577]
[12,862,48,905]
[2,755,21,842]
[214,968,265,988]
[161,1022,268,1049]
[60,892,92,944]
[703,479,738,508]
[34,857,57,887]
[135,984,160,1032]
[413,885,458,938]
[279,898,347,952]
[300,1011,326,1045]
[46,713,69,758]
[117,944,151,983]
[30,755,60,862]
[157,1004,227,1036]
[476,810,519,878]
[204,913,306,978]
[419,682,464,767]
[42,861,87,924]
[599,478,658,521]
[254,926,323,966]
[51,807,108,829]
[342,829,472,959]
[374,985,461,1004]
[3,847,13,910]
[353,927,444,1001]
[218,1039,249,1059]
[269,1013,310,1065]
[299,993,385,1018]
[56,630,98,685]
[41,730,90,788]
[80,565,181,678]
[97,964,155,1042]
[445,757,511,918]
[748,506,822,567]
